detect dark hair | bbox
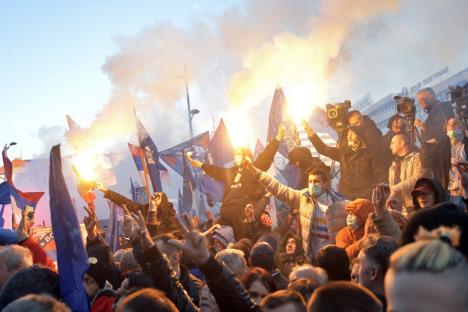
[288,278,320,303]
[401,203,468,256]
[0,266,59,309]
[241,267,277,293]
[116,288,177,312]
[3,294,71,312]
[386,114,405,130]
[305,166,329,183]
[307,281,383,312]
[261,289,306,312]
[250,242,276,271]
[362,236,398,277]
[316,245,350,281]
[347,110,362,119]
[416,87,436,97]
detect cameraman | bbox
[415,87,454,142]
[303,121,387,200]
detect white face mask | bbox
[234,154,243,166]
[308,183,323,197]
[346,214,361,231]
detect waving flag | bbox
[199,119,234,202]
[160,131,210,176]
[177,188,183,214]
[106,201,120,253]
[2,148,44,209]
[49,144,89,312]
[181,151,195,214]
[134,111,167,192]
[267,87,301,157]
[128,143,150,198]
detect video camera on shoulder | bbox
[448,84,468,121]
[326,100,352,132]
[394,96,416,116]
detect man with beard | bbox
[187,126,285,239]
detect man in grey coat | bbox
[246,163,348,260]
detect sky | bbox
[0,0,240,159]
[2,0,468,163]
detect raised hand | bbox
[302,120,315,137]
[372,185,386,219]
[276,125,286,142]
[130,210,154,251]
[16,206,35,241]
[121,205,136,238]
[83,205,98,241]
[260,212,273,227]
[167,215,210,267]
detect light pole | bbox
[184,66,199,139]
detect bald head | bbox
[390,134,410,157]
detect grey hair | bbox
[215,248,248,276]
[0,245,33,272]
[289,264,328,285]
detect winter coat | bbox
[335,199,374,259]
[256,170,348,258]
[421,136,468,191]
[20,237,56,271]
[308,133,386,200]
[389,151,430,214]
[420,101,454,143]
[411,177,448,211]
[202,139,279,239]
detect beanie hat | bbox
[87,257,108,289]
[250,242,275,271]
[257,234,278,252]
[212,226,235,248]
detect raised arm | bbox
[253,125,284,171]
[250,166,302,209]
[303,120,342,162]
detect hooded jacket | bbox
[335,199,374,259]
[411,177,448,211]
[277,232,308,277]
[308,131,386,200]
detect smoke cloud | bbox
[65,0,468,154]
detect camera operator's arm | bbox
[303,120,341,161]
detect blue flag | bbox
[177,188,183,214]
[277,164,302,190]
[106,201,120,253]
[160,132,210,176]
[0,205,5,228]
[0,182,10,205]
[199,119,233,202]
[182,152,194,214]
[254,139,265,160]
[130,177,137,202]
[134,111,166,192]
[49,144,89,312]
[267,87,301,158]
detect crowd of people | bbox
[1,86,468,311]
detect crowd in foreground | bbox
[1,87,468,311]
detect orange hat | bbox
[345,199,374,223]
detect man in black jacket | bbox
[187,126,285,239]
[415,87,454,143]
[302,121,386,200]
